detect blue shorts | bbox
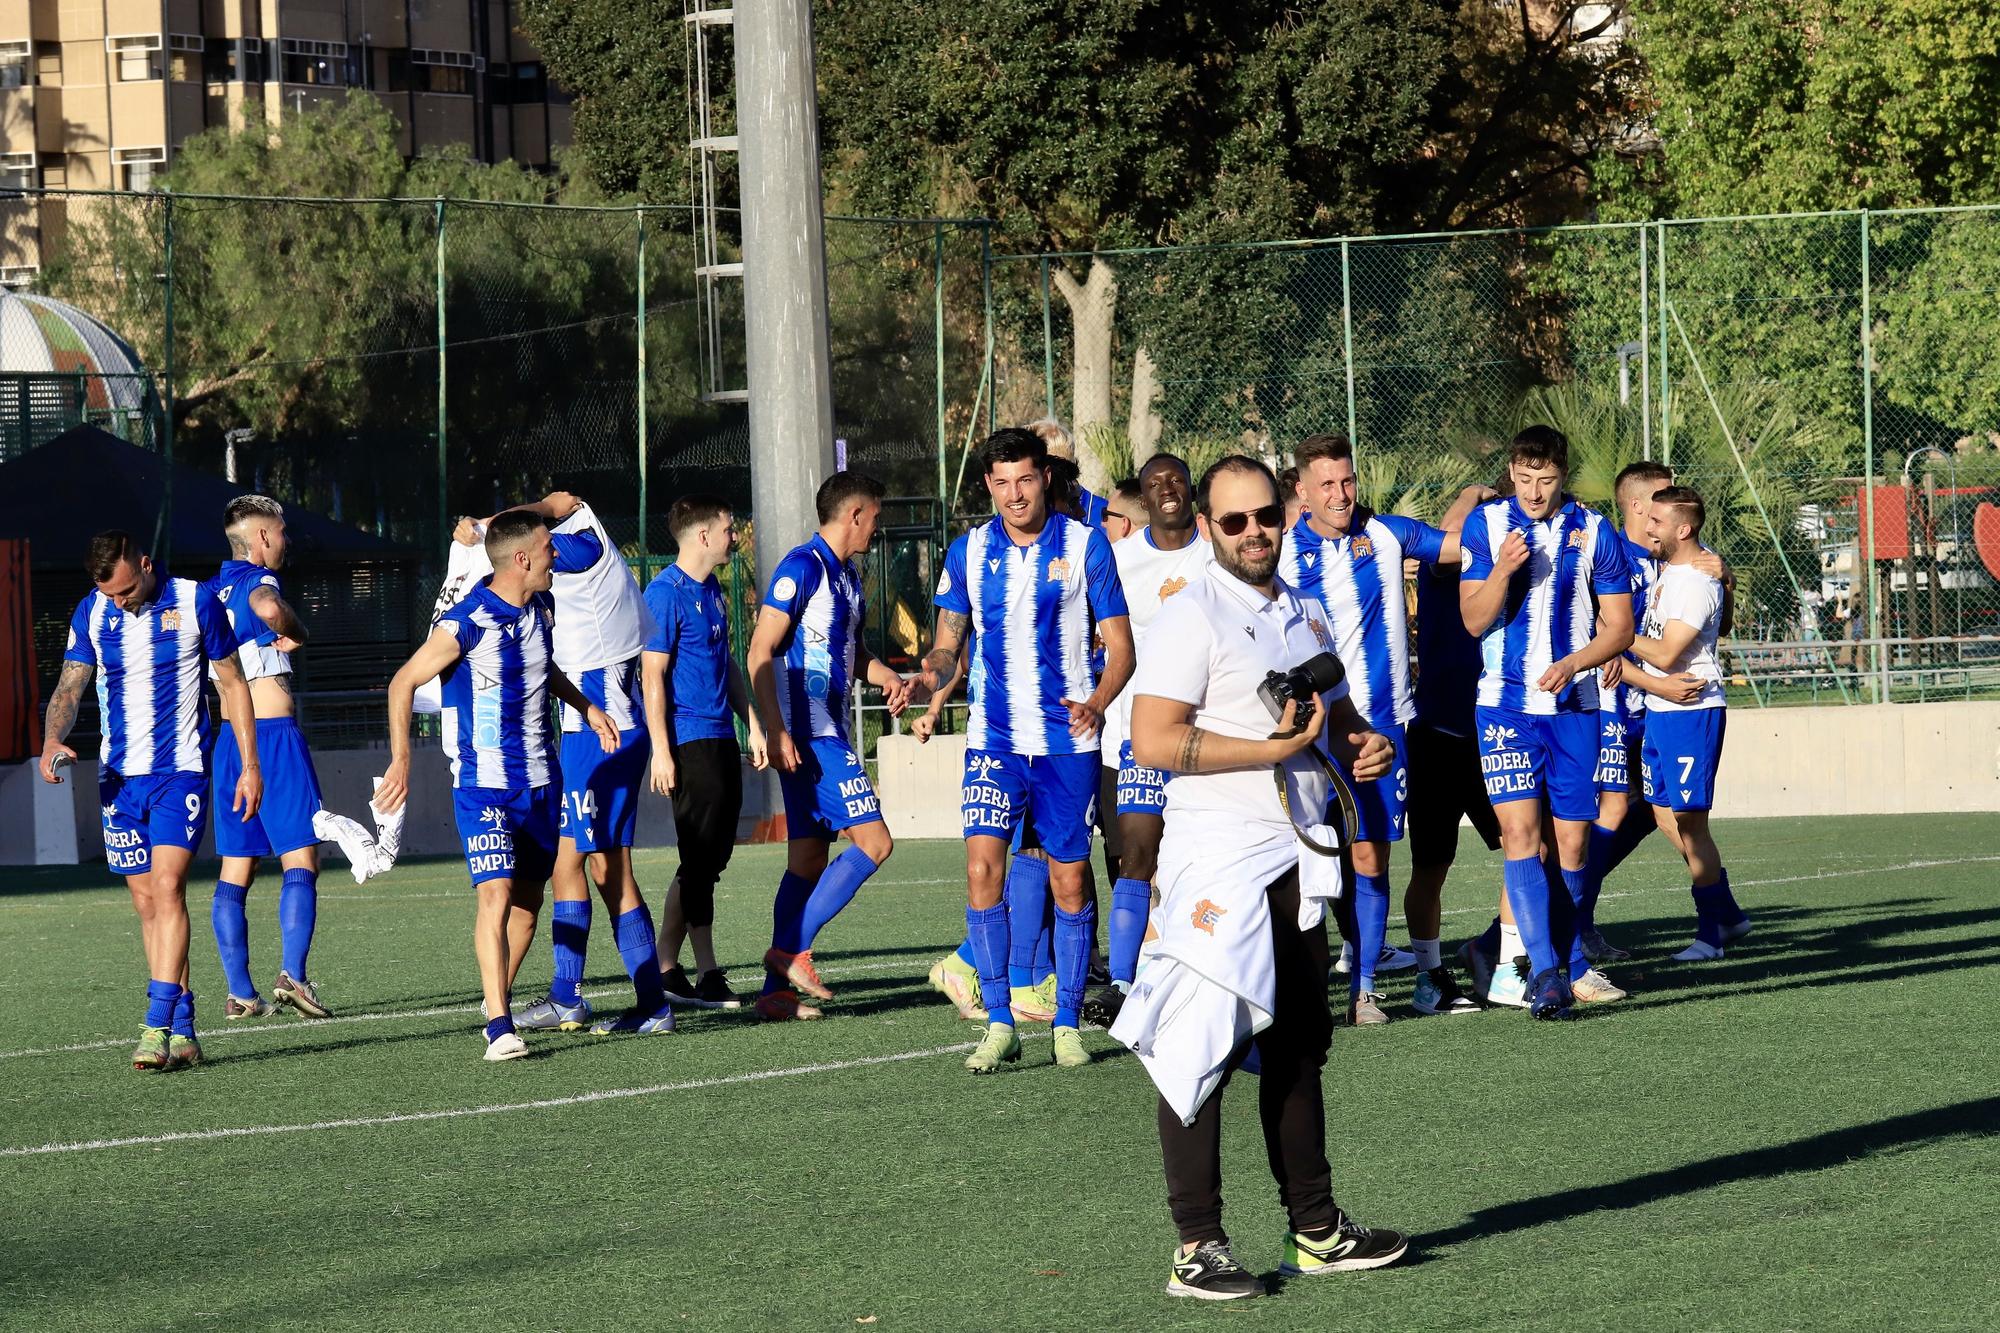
[961,749,1099,863]
[99,770,208,878]
[1595,712,1646,793]
[559,726,648,853]
[1643,708,1727,812]
[1476,706,1599,823]
[453,785,561,887]
[1114,741,1169,819]
[212,718,323,859]
[1339,721,1408,844]
[777,736,882,843]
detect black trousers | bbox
[1158,867,1339,1246]
[669,736,742,929]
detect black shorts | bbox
[1406,721,1502,867]
[670,735,743,884]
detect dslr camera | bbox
[1257,652,1345,735]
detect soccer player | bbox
[204,496,380,1023]
[746,470,911,1022]
[1627,486,1747,959]
[643,495,768,1009]
[920,426,1134,1073]
[1081,452,1210,1028]
[40,530,261,1071]
[1459,426,1634,1019]
[376,511,618,1061]
[1103,478,1147,543]
[1280,433,1488,1023]
[1030,417,1111,527]
[1278,466,1304,530]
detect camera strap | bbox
[1269,743,1359,857]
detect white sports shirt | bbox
[1102,525,1215,757]
[1639,562,1726,712]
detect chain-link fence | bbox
[993,206,2000,706]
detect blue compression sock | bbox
[211,881,255,998]
[1501,857,1559,976]
[550,899,591,1006]
[1583,822,1620,931]
[1691,870,1732,947]
[799,846,880,951]
[145,979,179,1029]
[764,871,815,996]
[966,903,1013,1025]
[1034,895,1055,986]
[277,867,318,981]
[484,1015,515,1041]
[954,938,975,966]
[1053,901,1095,1028]
[614,905,666,1010]
[1108,877,1152,985]
[1005,854,1051,988]
[1712,866,1747,927]
[171,987,196,1038]
[1558,865,1590,982]
[1354,872,1391,993]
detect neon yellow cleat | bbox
[928,952,985,1021]
[1052,1025,1089,1068]
[1010,976,1057,1023]
[964,1021,1021,1074]
[132,1026,171,1072]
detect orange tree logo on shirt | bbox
[1191,899,1227,934]
[1047,557,1072,583]
[1159,576,1188,599]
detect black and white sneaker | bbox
[1411,965,1480,1016]
[1166,1239,1265,1301]
[1280,1217,1411,1275]
[694,969,744,1009]
[660,966,700,1005]
[1080,983,1125,1029]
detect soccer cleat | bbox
[1528,966,1579,1020]
[1166,1239,1264,1301]
[1459,937,1498,1003]
[368,778,406,876]
[132,1026,172,1072]
[483,1031,529,1062]
[1673,939,1725,962]
[272,971,331,1020]
[224,993,270,1020]
[1052,1025,1089,1067]
[1571,967,1628,1003]
[928,952,985,1021]
[165,1033,203,1070]
[1721,916,1754,943]
[1411,966,1480,1016]
[1087,952,1112,987]
[1010,977,1057,1023]
[514,995,593,1031]
[1485,955,1531,1009]
[591,1003,676,1036]
[1279,1217,1412,1276]
[964,1021,1021,1074]
[764,947,833,1001]
[1580,926,1631,963]
[1080,983,1126,1029]
[693,970,744,1009]
[754,989,823,1022]
[660,965,700,1005]
[1348,992,1391,1027]
[312,808,380,885]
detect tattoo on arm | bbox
[934,610,968,649]
[44,661,91,742]
[1174,727,1205,774]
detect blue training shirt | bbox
[935,511,1128,757]
[763,534,865,744]
[1413,562,1482,737]
[65,575,237,776]
[435,580,558,790]
[205,559,292,682]
[1277,508,1447,731]
[643,563,737,745]
[1459,496,1631,715]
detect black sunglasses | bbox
[1211,503,1286,536]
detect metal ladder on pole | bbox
[686,1,748,405]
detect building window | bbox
[168,34,202,83]
[205,37,267,84]
[0,41,28,90]
[108,35,164,83]
[114,147,166,192]
[35,40,60,87]
[412,49,476,96]
[512,62,547,105]
[0,151,34,192]
[280,38,348,87]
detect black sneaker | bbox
[1166,1239,1264,1301]
[1411,965,1480,1016]
[660,966,699,1004]
[1280,1216,1411,1275]
[1080,983,1125,1029]
[694,969,744,1010]
[1087,953,1112,986]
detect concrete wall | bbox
[875,700,2000,835]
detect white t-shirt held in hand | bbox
[1640,562,1726,712]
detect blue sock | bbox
[550,899,591,1006]
[1712,866,1747,927]
[145,979,179,1029]
[1053,901,1094,1028]
[966,903,1013,1025]
[211,881,255,998]
[484,1015,515,1041]
[1558,866,1590,982]
[764,871,815,996]
[1606,803,1654,874]
[1476,915,1502,958]
[1501,857,1558,975]
[1034,896,1055,986]
[1583,823,1619,931]
[277,867,318,981]
[1108,877,1151,984]
[1353,872,1390,993]
[171,987,196,1038]
[799,846,880,951]
[1004,854,1051,989]
[1691,874,1730,947]
[615,905,667,1010]
[954,938,975,966]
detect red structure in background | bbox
[0,539,35,762]
[1975,505,2000,584]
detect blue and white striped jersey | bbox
[436,582,557,790]
[1278,509,1446,731]
[1460,497,1632,715]
[935,512,1128,757]
[763,534,865,744]
[1600,531,1658,722]
[204,559,292,681]
[562,657,642,734]
[64,576,237,776]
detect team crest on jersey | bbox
[1308,616,1331,650]
[159,608,182,631]
[1567,530,1585,549]
[1351,536,1374,558]
[1191,899,1227,935]
[1047,557,1072,583]
[1159,576,1188,599]
[935,570,952,597]
[1482,723,1518,749]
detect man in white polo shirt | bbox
[1116,455,1408,1302]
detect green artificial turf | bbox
[1,814,1995,1331]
